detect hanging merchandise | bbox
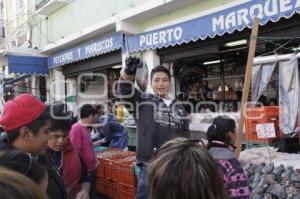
[234,80,239,90]
[135,60,148,92]
[249,54,299,136]
[251,63,276,103]
[279,55,299,136]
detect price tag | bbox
[256,123,276,138]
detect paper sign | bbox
[256,123,276,138]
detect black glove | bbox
[124,56,143,75]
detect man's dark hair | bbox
[6,106,51,144]
[49,103,72,133]
[49,118,71,134]
[150,65,171,81]
[79,104,96,119]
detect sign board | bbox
[127,0,300,52]
[48,32,123,68]
[256,123,276,138]
[66,95,76,103]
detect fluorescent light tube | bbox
[203,60,221,65]
[112,65,122,69]
[225,39,247,47]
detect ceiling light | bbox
[203,60,221,65]
[225,39,247,47]
[112,65,122,69]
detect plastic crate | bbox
[94,146,108,152]
[112,156,136,181]
[128,138,136,147]
[245,106,282,142]
[104,151,136,181]
[96,149,124,179]
[127,127,136,139]
[118,183,136,199]
[105,156,128,181]
[106,179,119,199]
[97,163,105,178]
[116,160,137,188]
[96,177,106,195]
[127,127,136,147]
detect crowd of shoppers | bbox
[0,57,251,199]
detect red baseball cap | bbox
[0,94,46,132]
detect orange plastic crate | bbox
[106,179,119,199]
[118,183,136,199]
[105,156,128,181]
[112,156,136,182]
[96,163,105,178]
[245,106,282,142]
[116,160,137,188]
[96,177,106,195]
[97,148,126,178]
[104,152,136,181]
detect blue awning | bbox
[48,32,124,69]
[8,55,48,75]
[127,0,300,52]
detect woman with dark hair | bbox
[0,149,48,192]
[46,112,91,199]
[149,137,229,199]
[207,116,251,199]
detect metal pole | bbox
[220,62,225,100]
[253,53,300,65]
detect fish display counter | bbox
[240,147,300,198]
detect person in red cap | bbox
[0,93,51,155]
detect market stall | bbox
[240,147,300,199]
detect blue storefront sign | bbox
[127,0,300,52]
[48,32,123,68]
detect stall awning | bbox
[48,32,124,69]
[127,0,300,52]
[3,74,31,86]
[8,55,48,75]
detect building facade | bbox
[32,0,300,112]
[32,0,237,110]
[0,0,48,101]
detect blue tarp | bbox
[48,32,124,68]
[8,55,48,75]
[127,0,300,52]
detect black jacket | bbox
[46,160,67,199]
[0,134,67,199]
[118,81,190,163]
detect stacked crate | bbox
[96,149,137,199]
[96,149,125,196]
[244,106,282,143]
[115,156,137,199]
